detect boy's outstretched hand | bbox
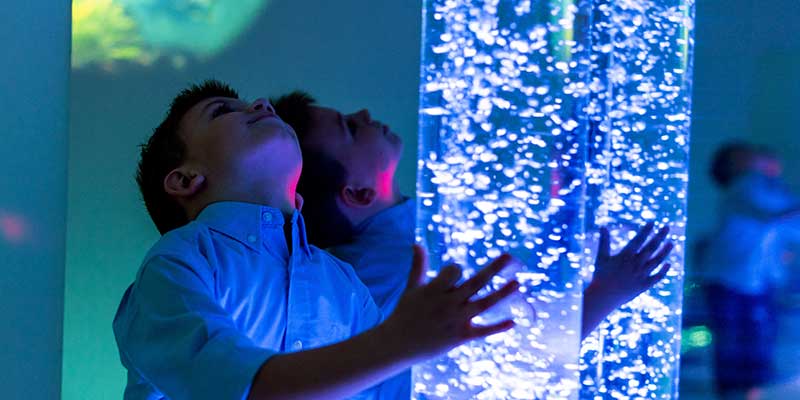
[249,246,520,400]
[582,222,674,339]
[381,245,521,363]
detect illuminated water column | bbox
[416,1,592,398]
[416,0,694,399]
[579,1,694,399]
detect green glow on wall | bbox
[72,0,270,69]
[681,325,712,351]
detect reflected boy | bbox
[273,91,674,337]
[113,80,520,400]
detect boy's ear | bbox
[341,185,376,208]
[164,168,206,199]
[295,192,304,211]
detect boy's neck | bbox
[348,189,407,227]
[240,171,300,216]
[187,179,300,223]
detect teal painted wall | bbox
[0,1,70,399]
[688,0,800,251]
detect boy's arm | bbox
[581,223,674,339]
[248,245,519,400]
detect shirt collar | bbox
[195,201,311,256]
[354,197,416,237]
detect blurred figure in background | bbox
[697,142,800,400]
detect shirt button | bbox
[247,234,257,243]
[262,212,272,222]
[292,340,303,350]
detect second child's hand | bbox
[582,222,674,339]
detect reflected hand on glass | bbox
[592,222,674,306]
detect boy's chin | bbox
[281,123,299,140]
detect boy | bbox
[272,91,675,338]
[698,142,800,399]
[113,80,521,400]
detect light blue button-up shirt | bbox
[113,201,382,400]
[329,198,416,399]
[701,174,800,294]
[330,198,415,315]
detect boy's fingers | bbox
[464,280,520,317]
[637,226,670,259]
[643,242,674,273]
[467,319,515,339]
[621,222,655,256]
[597,227,611,261]
[455,254,515,300]
[427,264,463,292]
[645,263,671,286]
[407,245,428,289]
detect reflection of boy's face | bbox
[303,106,403,200]
[178,96,302,197]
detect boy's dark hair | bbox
[271,91,356,248]
[710,141,772,187]
[136,80,239,234]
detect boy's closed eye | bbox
[211,103,235,119]
[346,119,358,137]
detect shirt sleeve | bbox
[113,253,276,400]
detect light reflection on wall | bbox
[72,0,270,69]
[0,211,29,245]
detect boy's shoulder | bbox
[143,220,210,262]
[307,244,375,287]
[143,205,264,263]
[308,243,354,270]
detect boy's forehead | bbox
[310,105,336,123]
[310,106,347,133]
[306,106,342,141]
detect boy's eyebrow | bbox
[200,99,227,116]
[202,99,225,112]
[200,98,243,118]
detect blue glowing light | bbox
[415,1,591,398]
[415,0,693,398]
[579,1,692,398]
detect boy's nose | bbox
[355,109,372,123]
[249,98,276,114]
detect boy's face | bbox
[304,106,403,200]
[178,96,301,196]
[750,154,782,178]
